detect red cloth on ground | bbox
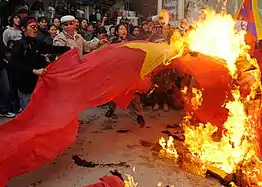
[0,45,148,186]
[85,176,125,187]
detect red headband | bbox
[26,18,36,26]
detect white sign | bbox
[163,0,178,26]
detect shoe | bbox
[137,115,145,126]
[16,108,23,113]
[153,104,160,111]
[105,109,115,118]
[164,104,169,112]
[0,112,16,118]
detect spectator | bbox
[86,24,95,41]
[0,29,16,118]
[108,25,116,41]
[0,0,11,27]
[2,14,22,47]
[131,26,141,40]
[18,8,29,19]
[75,19,80,32]
[44,24,57,45]
[89,10,97,25]
[9,16,70,109]
[78,19,90,41]
[53,17,62,34]
[93,27,108,49]
[53,15,108,57]
[96,9,102,22]
[3,14,22,113]
[141,22,150,40]
[112,23,130,44]
[30,0,45,19]
[48,2,55,20]
[37,16,49,41]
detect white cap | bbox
[60,15,75,24]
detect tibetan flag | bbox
[235,0,261,54]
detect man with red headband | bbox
[54,15,108,57]
[9,17,70,109]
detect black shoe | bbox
[105,109,115,118]
[137,115,145,126]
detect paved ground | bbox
[1,107,221,187]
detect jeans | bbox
[18,91,31,110]
[0,68,11,113]
[7,71,21,112]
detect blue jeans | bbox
[0,68,11,113]
[18,91,31,110]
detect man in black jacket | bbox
[9,17,70,109]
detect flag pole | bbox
[235,0,245,19]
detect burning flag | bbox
[160,9,262,186]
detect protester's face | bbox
[148,25,153,33]
[19,13,28,19]
[110,27,115,35]
[162,25,169,36]
[87,25,94,32]
[152,27,157,35]
[118,25,127,39]
[81,20,88,29]
[75,19,80,28]
[142,24,148,32]
[13,16,20,26]
[49,25,57,37]
[23,22,39,38]
[53,18,60,27]
[133,28,140,37]
[39,19,48,28]
[98,33,107,39]
[62,21,76,34]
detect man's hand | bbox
[33,68,47,76]
[99,39,109,45]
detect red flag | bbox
[0,45,147,186]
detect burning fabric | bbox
[160,10,262,186]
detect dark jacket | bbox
[0,38,6,70]
[9,36,69,94]
[37,28,49,41]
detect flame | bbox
[159,8,262,183]
[159,136,178,158]
[124,174,138,187]
[191,87,203,110]
[186,9,246,77]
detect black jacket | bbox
[9,36,70,94]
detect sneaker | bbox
[164,104,169,112]
[0,112,16,118]
[16,108,23,113]
[105,109,115,118]
[153,104,160,111]
[137,115,145,126]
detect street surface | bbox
[1,107,221,187]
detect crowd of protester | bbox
[0,1,193,127]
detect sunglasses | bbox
[29,25,39,30]
[63,21,75,26]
